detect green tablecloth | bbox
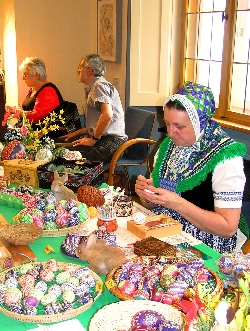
[0,202,221,330]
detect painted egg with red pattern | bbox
[1,140,26,160]
[117,280,136,296]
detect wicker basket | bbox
[41,219,89,238]
[0,261,102,323]
[89,300,188,331]
[0,223,43,245]
[13,211,89,238]
[106,258,224,302]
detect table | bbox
[0,198,221,331]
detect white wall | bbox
[1,0,128,113]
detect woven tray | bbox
[14,211,89,238]
[0,261,102,323]
[106,258,223,302]
[41,218,89,237]
[89,300,187,331]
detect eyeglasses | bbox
[22,73,35,78]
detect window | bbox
[180,0,250,129]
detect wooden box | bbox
[3,159,45,188]
[127,214,182,239]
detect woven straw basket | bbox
[0,223,43,245]
[89,300,188,331]
[41,218,89,237]
[14,211,89,238]
[0,261,102,323]
[106,263,223,302]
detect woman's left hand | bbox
[72,137,96,147]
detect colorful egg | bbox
[158,320,181,331]
[23,306,37,315]
[9,303,23,314]
[18,274,35,288]
[23,296,39,307]
[29,288,44,301]
[35,148,53,163]
[1,140,26,160]
[56,271,71,284]
[48,284,62,298]
[44,302,62,315]
[40,269,54,282]
[150,286,165,302]
[62,289,75,303]
[40,292,57,306]
[131,310,166,330]
[46,259,58,272]
[35,280,48,293]
[118,280,136,296]
[217,255,234,274]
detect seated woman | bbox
[135,81,247,253]
[19,57,65,137]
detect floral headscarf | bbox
[163,81,216,141]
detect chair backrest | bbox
[123,107,156,160]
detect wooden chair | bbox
[104,106,156,193]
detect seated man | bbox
[60,54,127,163]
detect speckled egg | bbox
[40,269,55,283]
[19,263,34,275]
[61,282,76,292]
[29,288,44,301]
[44,210,58,222]
[74,267,90,279]
[35,200,46,211]
[131,310,166,330]
[44,302,62,315]
[5,277,18,288]
[35,280,48,293]
[74,283,89,297]
[48,284,62,298]
[158,320,181,331]
[61,301,73,312]
[21,284,34,297]
[23,306,37,315]
[4,288,22,306]
[56,211,69,228]
[18,274,35,288]
[4,270,18,280]
[68,276,80,287]
[62,289,75,303]
[40,292,57,306]
[46,259,58,272]
[9,303,23,314]
[56,271,71,284]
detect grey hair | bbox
[85,54,106,76]
[19,57,47,81]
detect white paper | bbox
[27,319,87,331]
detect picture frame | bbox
[97,0,122,63]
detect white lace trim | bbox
[163,94,201,141]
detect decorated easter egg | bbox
[4,288,22,306]
[40,292,57,306]
[35,148,53,163]
[61,282,76,292]
[62,289,75,303]
[23,306,37,315]
[18,274,35,288]
[56,271,71,284]
[46,259,58,272]
[133,212,146,224]
[74,267,90,279]
[1,140,26,160]
[118,280,137,296]
[29,288,44,301]
[131,310,166,330]
[40,269,54,283]
[133,289,150,300]
[23,296,39,307]
[217,255,234,275]
[35,280,47,293]
[150,286,165,302]
[158,320,181,331]
[48,284,62,298]
[44,302,62,315]
[61,301,73,312]
[5,277,18,288]
[9,303,23,314]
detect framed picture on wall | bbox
[97,0,122,63]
